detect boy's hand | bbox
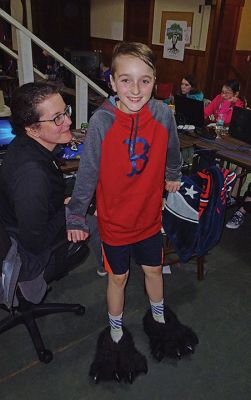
[64,196,71,205]
[67,229,89,243]
[165,180,181,193]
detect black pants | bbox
[43,238,89,283]
[242,183,251,213]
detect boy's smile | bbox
[110,55,155,114]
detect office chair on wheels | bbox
[0,221,86,364]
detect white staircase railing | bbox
[0,8,108,127]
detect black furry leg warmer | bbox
[143,306,199,361]
[89,326,148,384]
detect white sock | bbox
[108,312,123,343]
[150,299,165,323]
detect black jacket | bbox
[0,135,66,255]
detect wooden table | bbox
[60,159,80,173]
[179,133,251,170]
[60,133,251,174]
[179,132,251,199]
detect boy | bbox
[66,42,198,383]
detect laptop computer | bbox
[0,117,15,150]
[174,95,205,129]
[229,106,251,145]
[0,117,15,164]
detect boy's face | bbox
[110,55,155,114]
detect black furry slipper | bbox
[143,306,199,361]
[89,326,148,383]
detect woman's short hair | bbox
[111,42,157,77]
[10,82,59,136]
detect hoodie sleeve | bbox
[204,94,220,119]
[66,114,103,232]
[164,107,183,181]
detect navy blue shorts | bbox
[102,232,163,275]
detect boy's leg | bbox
[107,271,129,316]
[102,243,130,343]
[142,264,163,303]
[107,271,128,342]
[89,243,148,383]
[134,232,199,360]
[133,232,165,322]
[142,264,165,323]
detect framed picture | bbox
[160,11,194,44]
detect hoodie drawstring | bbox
[128,114,139,160]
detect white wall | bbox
[152,0,210,50]
[90,0,210,51]
[236,0,251,50]
[90,0,124,40]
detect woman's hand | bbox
[229,95,238,103]
[165,180,181,193]
[67,229,89,242]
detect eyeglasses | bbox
[38,105,72,126]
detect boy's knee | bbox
[109,271,129,287]
[143,265,162,277]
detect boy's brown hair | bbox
[111,42,156,77]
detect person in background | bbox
[100,61,111,86]
[98,59,113,95]
[204,79,244,125]
[226,183,251,229]
[205,80,245,206]
[41,50,60,81]
[180,74,204,101]
[66,41,198,384]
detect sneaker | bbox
[226,210,244,229]
[97,267,107,277]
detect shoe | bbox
[226,196,237,207]
[143,307,199,361]
[89,326,148,383]
[97,267,107,277]
[226,210,244,229]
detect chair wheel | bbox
[39,349,53,364]
[75,305,85,316]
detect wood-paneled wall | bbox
[90,1,251,106]
[230,50,251,105]
[90,37,211,98]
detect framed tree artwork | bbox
[160,11,194,44]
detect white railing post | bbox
[75,76,88,128]
[0,7,108,128]
[16,29,34,85]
